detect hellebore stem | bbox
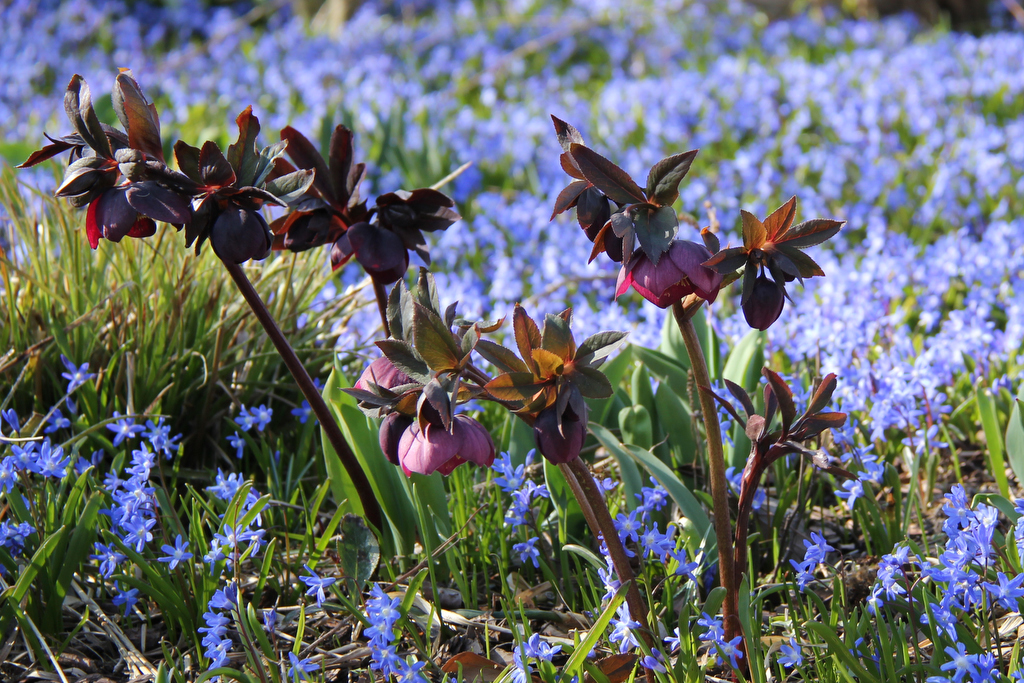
[222,259,383,531]
[564,457,657,683]
[372,279,391,338]
[671,301,740,646]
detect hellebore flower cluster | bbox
[347,270,627,474]
[20,71,460,283]
[550,117,842,329]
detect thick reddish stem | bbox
[222,259,383,530]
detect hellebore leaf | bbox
[532,348,565,378]
[569,143,647,205]
[173,140,202,182]
[328,125,355,204]
[64,75,112,159]
[264,169,316,204]
[124,181,192,224]
[703,246,748,275]
[513,305,542,367]
[645,150,698,206]
[633,204,677,265]
[551,115,585,152]
[474,340,530,374]
[484,373,548,402]
[552,180,589,220]
[791,412,847,440]
[740,210,767,250]
[375,339,431,383]
[415,268,442,315]
[569,365,614,399]
[112,71,163,162]
[763,368,796,435]
[252,140,288,188]
[541,313,575,360]
[701,227,720,253]
[773,243,825,278]
[460,324,480,357]
[576,331,628,367]
[281,126,335,203]
[762,196,797,241]
[779,218,844,249]
[723,379,756,419]
[412,303,461,373]
[199,141,236,187]
[227,106,261,187]
[419,378,452,430]
[804,373,838,418]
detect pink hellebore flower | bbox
[397,415,495,476]
[616,240,723,309]
[355,357,413,392]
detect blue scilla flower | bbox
[112,582,139,616]
[608,603,640,654]
[158,534,193,570]
[778,637,803,668]
[524,633,561,661]
[44,408,71,434]
[639,522,674,559]
[60,354,95,393]
[290,401,314,424]
[107,412,145,447]
[236,405,257,432]
[300,564,336,607]
[0,457,17,493]
[207,469,245,501]
[1,408,19,435]
[143,418,181,460]
[287,652,319,681]
[492,450,532,493]
[227,432,245,459]
[35,439,70,478]
[91,542,125,578]
[513,537,541,568]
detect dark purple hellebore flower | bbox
[379,412,413,466]
[397,415,495,476]
[355,357,414,392]
[209,206,274,264]
[743,273,786,330]
[330,222,409,285]
[533,404,587,464]
[615,240,723,308]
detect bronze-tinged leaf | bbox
[328,125,355,205]
[281,126,334,203]
[792,411,847,440]
[762,196,797,241]
[701,227,720,253]
[560,151,585,179]
[700,384,745,425]
[740,262,757,305]
[584,654,638,683]
[412,303,461,373]
[645,149,698,207]
[569,364,613,399]
[588,220,613,263]
[475,339,530,374]
[264,169,316,204]
[513,304,542,368]
[774,243,825,278]
[569,143,647,205]
[778,218,844,249]
[174,140,202,182]
[763,383,778,431]
[763,368,796,434]
[484,373,547,402]
[724,379,756,418]
[532,348,565,378]
[740,210,767,250]
[227,106,261,186]
[804,373,838,418]
[702,246,747,274]
[124,181,191,224]
[18,134,79,169]
[576,330,628,366]
[551,115,585,152]
[113,71,163,162]
[375,339,431,382]
[441,652,504,683]
[551,180,588,220]
[199,141,236,187]
[64,75,112,159]
[541,313,575,360]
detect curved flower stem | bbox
[222,259,383,530]
[671,301,739,644]
[564,457,657,683]
[372,279,391,338]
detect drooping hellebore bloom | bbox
[397,415,495,476]
[378,412,413,466]
[615,240,723,308]
[355,356,414,392]
[330,222,409,285]
[743,273,786,330]
[533,403,587,464]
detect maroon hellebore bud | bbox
[210,207,273,263]
[533,404,586,464]
[397,415,495,476]
[355,357,413,392]
[742,273,786,330]
[330,222,409,284]
[615,240,723,308]
[379,412,413,466]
